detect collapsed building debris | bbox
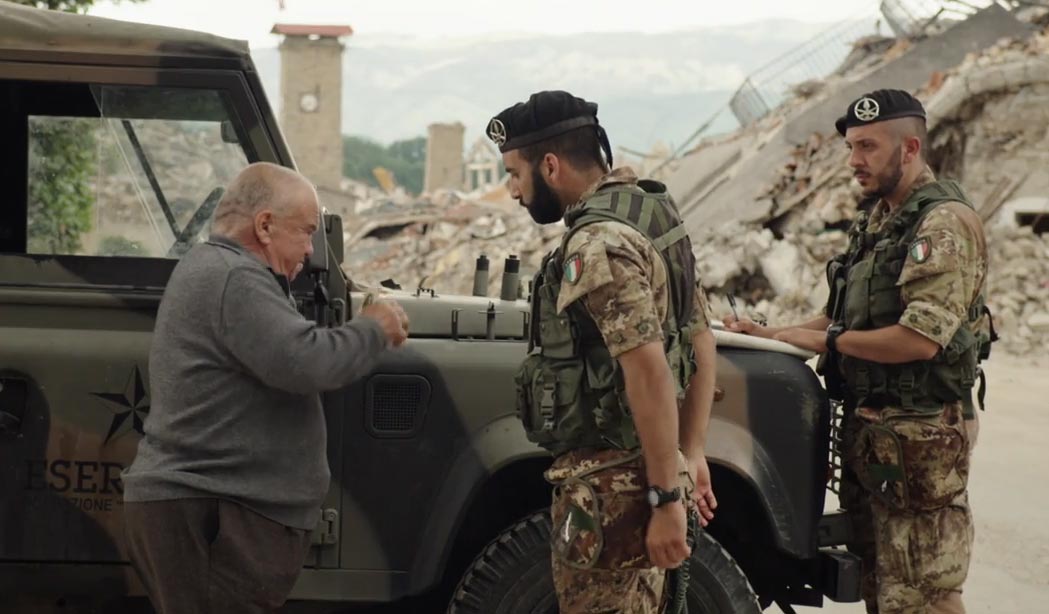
[342,11,1049,359]
[342,184,559,297]
[694,22,1049,357]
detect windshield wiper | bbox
[120,119,180,239]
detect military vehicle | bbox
[0,4,859,613]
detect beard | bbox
[523,165,564,224]
[860,147,904,199]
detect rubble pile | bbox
[344,190,561,296]
[983,225,1049,356]
[696,22,1049,356]
[758,133,859,230]
[692,222,847,327]
[343,19,1049,358]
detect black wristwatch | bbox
[646,485,681,508]
[826,323,846,353]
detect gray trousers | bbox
[124,498,312,614]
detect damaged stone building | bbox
[341,1,1049,359]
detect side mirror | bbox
[220,120,240,144]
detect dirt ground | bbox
[802,355,1049,614]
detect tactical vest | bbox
[826,180,992,417]
[515,179,698,454]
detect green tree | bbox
[26,118,97,255]
[98,235,146,257]
[14,0,147,254]
[387,137,426,165]
[342,135,390,190]
[342,135,427,196]
[385,137,426,195]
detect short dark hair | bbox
[517,126,608,171]
[893,116,928,161]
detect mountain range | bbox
[250,19,866,151]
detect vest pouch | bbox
[929,326,978,403]
[841,355,890,407]
[582,351,637,449]
[584,353,617,422]
[869,252,905,328]
[825,256,848,319]
[515,353,542,437]
[520,356,588,450]
[537,282,576,359]
[843,256,874,330]
[940,325,978,370]
[853,407,968,512]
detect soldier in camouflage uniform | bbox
[487,91,719,613]
[726,89,989,614]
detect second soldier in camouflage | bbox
[727,89,991,614]
[487,91,719,612]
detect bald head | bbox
[211,162,321,280]
[212,162,316,235]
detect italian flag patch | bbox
[909,237,931,263]
[563,253,583,284]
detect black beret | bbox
[486,90,600,152]
[835,89,926,136]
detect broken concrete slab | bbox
[674,5,1032,233]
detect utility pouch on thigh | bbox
[855,423,908,511]
[890,412,968,511]
[548,453,651,571]
[551,478,603,570]
[855,411,968,512]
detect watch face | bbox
[299,93,319,113]
[647,489,659,507]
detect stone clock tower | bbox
[271,24,352,192]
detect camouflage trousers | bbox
[545,448,692,614]
[841,403,976,614]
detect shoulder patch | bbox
[909,237,932,263]
[563,253,584,284]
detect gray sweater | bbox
[123,236,387,529]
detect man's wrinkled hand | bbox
[361,300,409,347]
[772,328,826,353]
[686,454,717,527]
[646,502,690,570]
[722,315,763,337]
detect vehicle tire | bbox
[683,530,762,614]
[448,511,761,614]
[448,512,558,614]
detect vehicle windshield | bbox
[26,85,249,258]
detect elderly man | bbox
[122,162,408,614]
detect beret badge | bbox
[487,118,507,147]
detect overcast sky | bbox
[90,0,879,48]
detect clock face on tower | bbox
[299,92,319,113]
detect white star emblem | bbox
[487,118,507,146]
[854,97,880,122]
